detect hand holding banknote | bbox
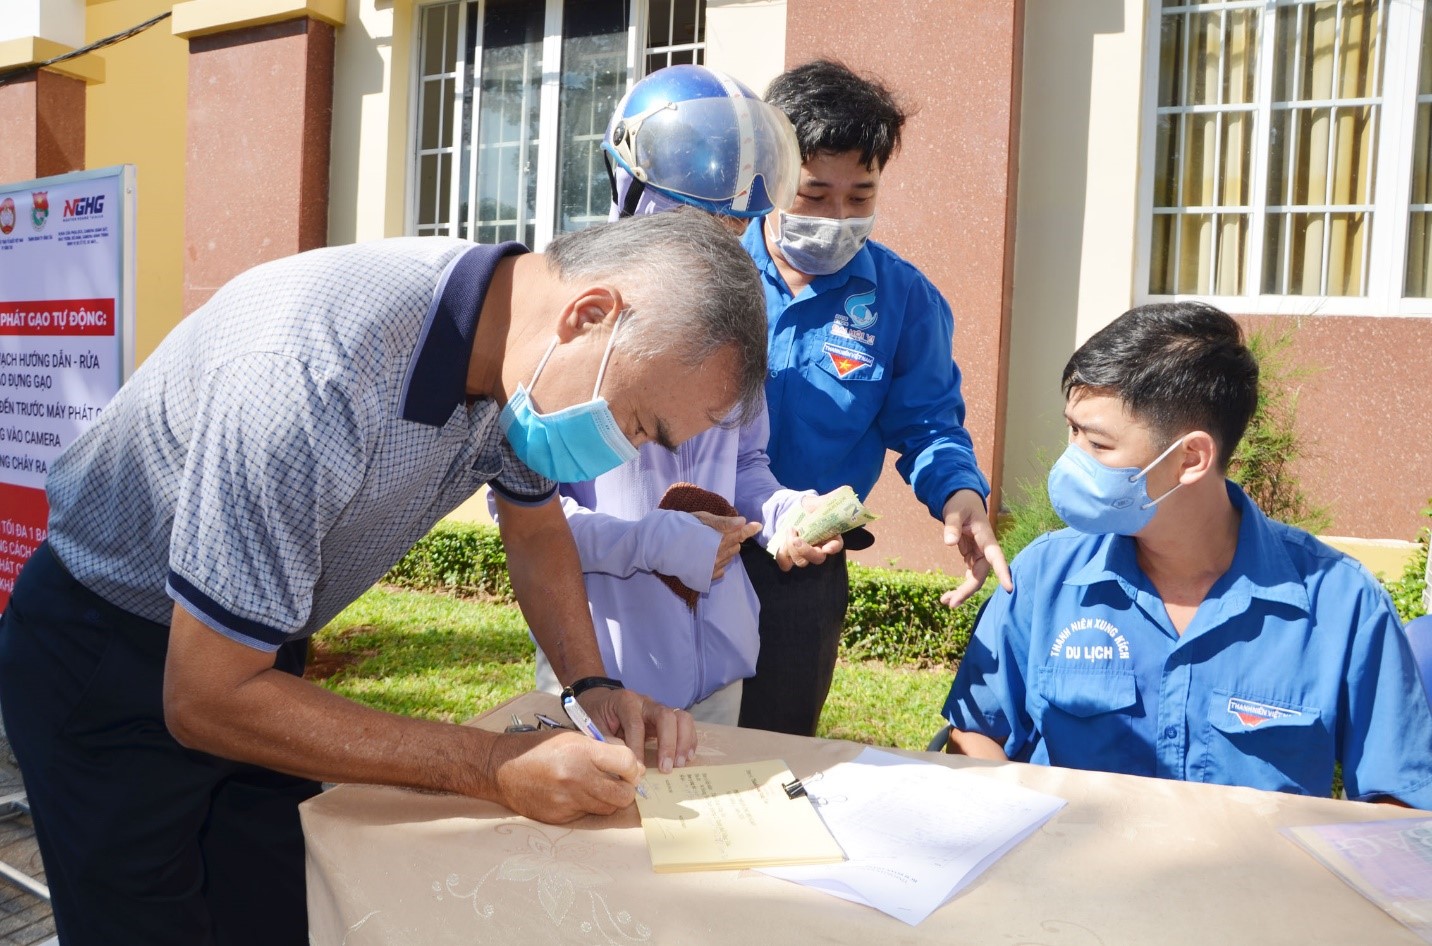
[769,486,878,572]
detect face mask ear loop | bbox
[591,309,628,398]
[1136,434,1192,508]
[526,335,561,391]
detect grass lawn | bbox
[311,585,954,751]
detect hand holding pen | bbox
[562,688,649,798]
[556,677,698,775]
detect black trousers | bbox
[737,543,849,736]
[0,543,320,946]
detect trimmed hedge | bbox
[384,521,513,601]
[384,520,987,667]
[385,509,1429,670]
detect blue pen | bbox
[561,691,649,798]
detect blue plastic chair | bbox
[1405,614,1432,707]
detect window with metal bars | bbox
[1142,0,1432,311]
[410,0,706,250]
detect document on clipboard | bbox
[635,760,846,872]
[761,747,1066,925]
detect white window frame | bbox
[1135,0,1432,317]
[405,0,703,250]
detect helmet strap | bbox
[604,151,647,219]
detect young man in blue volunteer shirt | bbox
[737,60,1012,736]
[940,302,1432,807]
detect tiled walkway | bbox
[0,734,55,946]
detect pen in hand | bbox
[561,691,649,799]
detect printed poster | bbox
[0,166,135,608]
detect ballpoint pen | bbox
[561,691,648,798]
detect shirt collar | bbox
[740,218,877,300]
[1064,480,1310,615]
[400,241,528,427]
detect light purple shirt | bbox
[557,405,806,709]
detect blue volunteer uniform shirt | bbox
[943,482,1432,807]
[740,223,988,517]
[46,238,553,651]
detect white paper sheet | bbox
[760,747,1066,925]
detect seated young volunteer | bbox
[737,60,1012,737]
[939,302,1432,807]
[0,211,766,945]
[517,65,843,724]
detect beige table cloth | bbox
[303,691,1427,945]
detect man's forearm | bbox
[944,726,1009,761]
[499,498,608,685]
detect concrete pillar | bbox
[172,0,343,312]
[0,28,103,184]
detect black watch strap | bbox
[561,675,625,700]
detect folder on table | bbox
[635,759,846,872]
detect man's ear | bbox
[1177,430,1219,484]
[553,285,624,342]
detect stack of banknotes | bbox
[769,485,878,558]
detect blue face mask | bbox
[499,314,639,483]
[1047,435,1189,536]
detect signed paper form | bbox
[761,747,1066,925]
[635,760,845,872]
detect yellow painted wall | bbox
[84,1,190,364]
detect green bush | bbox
[1229,327,1332,534]
[843,563,986,667]
[385,520,513,601]
[1386,502,1430,623]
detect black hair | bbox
[764,59,907,170]
[1061,302,1259,471]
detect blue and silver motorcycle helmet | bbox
[604,64,800,219]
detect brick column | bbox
[173,1,343,313]
[0,38,103,184]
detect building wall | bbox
[1003,0,1142,507]
[84,1,190,363]
[705,0,786,96]
[1011,0,1431,543]
[329,0,409,245]
[783,0,1022,574]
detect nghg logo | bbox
[63,193,105,220]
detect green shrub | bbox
[1386,502,1430,623]
[843,563,986,668]
[1229,327,1332,533]
[385,520,513,601]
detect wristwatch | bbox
[560,676,625,701]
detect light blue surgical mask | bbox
[1047,435,1189,536]
[771,211,875,275]
[499,314,639,483]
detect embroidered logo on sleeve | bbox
[822,341,874,379]
[1227,697,1301,728]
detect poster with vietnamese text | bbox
[0,165,135,608]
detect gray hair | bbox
[543,208,767,425]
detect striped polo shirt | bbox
[46,237,553,651]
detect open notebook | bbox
[635,759,846,872]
